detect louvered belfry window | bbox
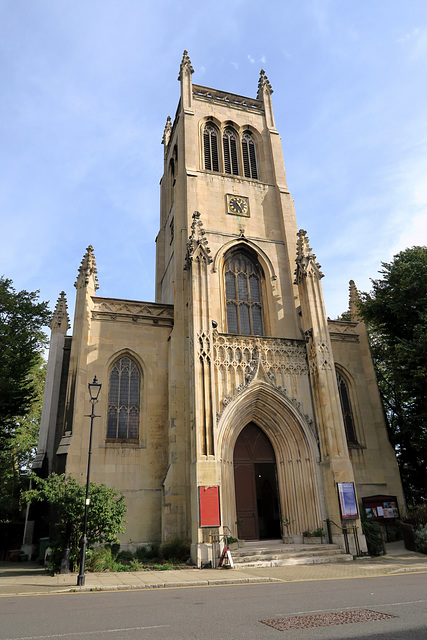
[225,252,264,335]
[203,124,219,171]
[107,356,140,440]
[242,131,258,179]
[223,128,239,175]
[336,370,357,444]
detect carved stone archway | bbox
[217,382,324,540]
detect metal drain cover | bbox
[261,609,397,631]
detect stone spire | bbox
[74,245,99,291]
[256,69,273,100]
[295,230,324,282]
[178,50,194,81]
[50,291,70,334]
[348,280,361,320]
[184,211,212,270]
[162,115,172,147]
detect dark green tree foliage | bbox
[0,277,50,440]
[25,474,127,572]
[358,246,427,504]
[0,357,46,521]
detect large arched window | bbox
[107,356,140,440]
[203,124,219,171]
[223,128,239,175]
[241,131,258,179]
[336,370,357,444]
[225,251,264,335]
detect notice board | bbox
[199,486,221,527]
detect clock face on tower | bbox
[227,195,250,216]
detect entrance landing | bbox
[230,539,353,568]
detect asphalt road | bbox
[0,573,426,640]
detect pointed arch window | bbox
[225,251,264,335]
[242,131,258,179]
[203,124,219,172]
[223,128,239,175]
[107,356,140,440]
[336,370,357,445]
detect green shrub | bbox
[86,547,122,572]
[159,538,190,562]
[405,505,427,528]
[414,524,427,554]
[135,545,149,561]
[116,550,134,564]
[361,515,384,556]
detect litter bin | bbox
[39,537,50,564]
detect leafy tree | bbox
[24,474,127,572]
[0,357,46,521]
[358,246,427,504]
[0,277,50,442]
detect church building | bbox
[34,52,404,565]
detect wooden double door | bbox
[233,422,281,540]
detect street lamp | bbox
[77,376,102,586]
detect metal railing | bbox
[325,518,362,556]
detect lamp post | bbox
[77,376,102,587]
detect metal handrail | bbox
[324,518,362,556]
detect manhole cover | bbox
[261,609,397,631]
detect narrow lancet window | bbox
[203,124,219,171]
[107,356,140,440]
[223,128,239,175]
[336,370,357,444]
[242,131,258,179]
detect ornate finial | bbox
[349,280,360,320]
[184,211,213,270]
[50,291,70,334]
[75,245,99,291]
[257,69,273,100]
[295,230,324,282]
[162,115,172,146]
[178,50,194,81]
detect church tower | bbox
[157,52,368,561]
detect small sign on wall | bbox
[199,486,221,527]
[337,482,358,520]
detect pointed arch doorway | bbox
[233,422,281,540]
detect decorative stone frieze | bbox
[214,333,309,416]
[192,84,262,111]
[92,298,174,325]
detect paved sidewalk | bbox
[1,542,426,597]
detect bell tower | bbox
[157,52,364,562]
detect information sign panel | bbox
[199,486,221,527]
[337,482,358,520]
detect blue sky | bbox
[1,1,426,325]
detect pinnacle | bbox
[50,291,70,334]
[75,245,99,291]
[162,115,172,146]
[257,68,273,99]
[178,49,194,81]
[348,280,360,320]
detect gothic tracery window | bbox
[336,370,357,444]
[225,251,264,335]
[242,131,258,179]
[107,356,140,440]
[223,128,239,175]
[203,124,219,172]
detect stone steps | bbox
[228,542,354,568]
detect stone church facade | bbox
[34,52,404,564]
